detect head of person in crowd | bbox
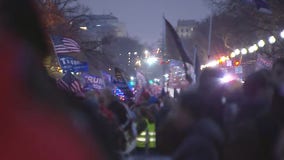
[272,58,284,98]
[197,67,227,126]
[198,67,225,93]
[243,69,275,105]
[100,88,117,106]
[173,90,205,129]
[269,58,284,125]
[272,57,284,84]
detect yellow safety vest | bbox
[136,119,156,148]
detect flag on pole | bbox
[51,35,81,54]
[164,18,193,83]
[164,18,193,65]
[57,71,84,97]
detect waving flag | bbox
[51,35,80,54]
[165,18,193,83]
[57,71,84,97]
[57,55,88,72]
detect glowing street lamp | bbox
[230,52,236,58]
[258,40,265,47]
[268,36,276,44]
[241,48,248,55]
[248,46,255,53]
[234,49,241,55]
[252,44,258,52]
[280,30,284,39]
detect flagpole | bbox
[193,45,198,83]
[162,14,167,92]
[207,14,213,60]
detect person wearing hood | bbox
[172,90,225,160]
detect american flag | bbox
[56,71,85,97]
[51,35,80,54]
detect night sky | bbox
[80,0,211,45]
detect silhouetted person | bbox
[0,1,120,159]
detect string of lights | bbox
[201,29,284,69]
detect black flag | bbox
[164,18,193,82]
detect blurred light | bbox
[164,74,169,78]
[129,81,135,86]
[130,76,135,81]
[154,78,159,81]
[79,26,87,30]
[234,49,240,55]
[207,60,219,67]
[149,80,154,84]
[258,40,265,47]
[220,56,227,62]
[156,48,161,54]
[227,60,232,67]
[96,24,101,27]
[230,52,236,58]
[108,68,111,71]
[135,60,141,66]
[146,56,158,66]
[144,50,149,55]
[252,44,259,52]
[220,74,234,83]
[268,36,276,44]
[134,52,138,55]
[280,30,284,39]
[234,61,240,66]
[241,48,247,55]
[248,46,255,53]
[128,52,131,55]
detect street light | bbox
[252,44,258,52]
[241,48,247,55]
[268,36,276,44]
[230,52,236,58]
[146,56,158,66]
[248,45,258,53]
[234,49,241,55]
[258,40,265,47]
[280,30,284,39]
[144,50,149,58]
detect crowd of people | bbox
[2,0,284,160]
[156,59,284,160]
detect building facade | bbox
[79,14,127,42]
[176,20,197,39]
